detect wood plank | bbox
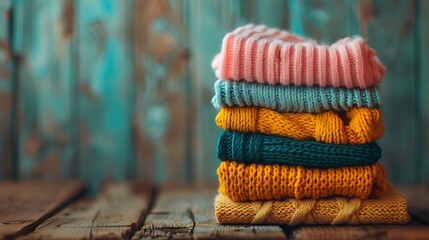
[134,186,286,239]
[77,0,134,192]
[357,0,417,184]
[13,0,78,180]
[292,223,429,240]
[21,183,153,240]
[398,185,429,224]
[418,0,429,183]
[131,0,190,184]
[0,0,12,179]
[0,181,85,240]
[185,0,255,184]
[289,0,358,41]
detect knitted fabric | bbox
[216,107,384,144]
[215,183,409,225]
[212,24,386,88]
[217,131,381,168]
[217,161,387,201]
[212,79,383,113]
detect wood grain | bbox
[289,0,358,41]
[132,0,190,184]
[419,0,429,183]
[77,0,134,192]
[134,186,286,239]
[21,183,152,240]
[12,0,78,181]
[0,0,12,180]
[0,181,85,240]
[357,0,418,184]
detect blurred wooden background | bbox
[0,0,427,192]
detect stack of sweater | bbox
[211,24,410,225]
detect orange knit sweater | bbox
[215,183,409,225]
[217,161,387,201]
[216,107,384,144]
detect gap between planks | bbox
[19,183,157,240]
[0,181,86,240]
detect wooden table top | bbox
[0,181,428,240]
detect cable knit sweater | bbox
[212,24,386,88]
[216,107,383,144]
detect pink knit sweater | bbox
[212,24,386,88]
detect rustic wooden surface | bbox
[0,181,85,240]
[0,0,428,190]
[0,182,427,240]
[22,183,153,240]
[0,0,12,180]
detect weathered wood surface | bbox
[132,0,190,185]
[0,181,85,240]
[12,0,78,181]
[21,183,153,240]
[134,186,287,239]
[419,0,429,183]
[0,0,12,180]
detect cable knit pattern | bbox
[217,131,381,168]
[217,161,387,201]
[212,24,386,88]
[212,80,382,113]
[216,107,384,144]
[215,184,409,225]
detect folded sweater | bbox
[215,183,409,225]
[212,24,386,88]
[217,131,381,168]
[212,79,382,113]
[216,107,384,144]
[217,161,387,201]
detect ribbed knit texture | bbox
[217,131,381,168]
[215,184,409,225]
[217,161,387,201]
[212,24,386,89]
[212,79,383,113]
[216,107,384,144]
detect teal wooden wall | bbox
[0,0,428,191]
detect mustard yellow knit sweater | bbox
[215,183,409,225]
[217,161,387,201]
[216,107,384,144]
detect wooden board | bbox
[131,0,190,184]
[134,186,286,239]
[12,0,78,180]
[22,183,153,240]
[289,0,358,41]
[0,181,85,239]
[292,223,429,240]
[77,0,134,192]
[419,0,429,183]
[0,0,12,179]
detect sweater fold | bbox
[217,161,388,201]
[216,107,384,144]
[212,79,383,113]
[217,131,381,168]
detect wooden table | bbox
[0,181,428,240]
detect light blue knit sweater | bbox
[212,80,382,113]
